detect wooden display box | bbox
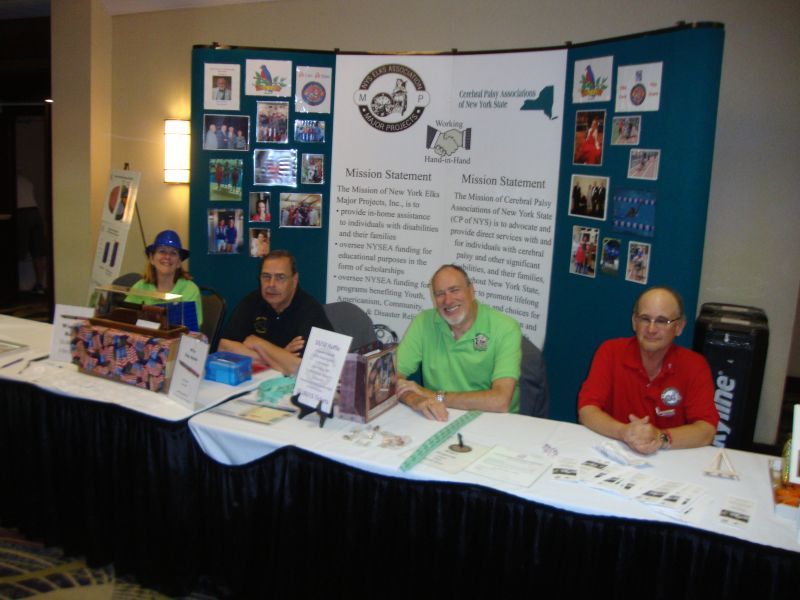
[70,318,198,393]
[337,343,399,423]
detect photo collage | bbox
[203,60,331,257]
[569,56,662,285]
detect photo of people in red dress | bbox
[573,110,605,166]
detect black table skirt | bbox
[1,379,797,598]
[0,379,201,588]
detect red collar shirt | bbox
[578,337,719,429]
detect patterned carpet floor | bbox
[0,527,112,599]
[0,527,215,599]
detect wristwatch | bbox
[435,391,446,404]
[659,430,672,449]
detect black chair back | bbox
[199,286,227,352]
[112,272,142,288]
[323,301,378,351]
[519,336,549,418]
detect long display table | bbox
[0,316,797,598]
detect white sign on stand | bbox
[790,404,800,485]
[50,304,96,363]
[789,412,799,547]
[88,169,141,305]
[168,335,211,410]
[293,327,352,414]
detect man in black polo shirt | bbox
[219,249,332,374]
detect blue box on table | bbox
[204,351,252,386]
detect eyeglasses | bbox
[260,273,288,283]
[634,314,683,329]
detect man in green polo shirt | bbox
[396,264,522,421]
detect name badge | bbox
[254,316,268,335]
[473,333,489,351]
[661,387,682,407]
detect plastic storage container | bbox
[204,351,252,386]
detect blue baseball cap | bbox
[146,229,190,260]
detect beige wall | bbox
[51,0,111,304]
[52,0,800,443]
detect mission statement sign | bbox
[327,51,567,347]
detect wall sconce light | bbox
[164,119,190,183]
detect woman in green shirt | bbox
[125,230,203,329]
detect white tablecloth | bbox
[190,399,800,553]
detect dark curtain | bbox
[196,446,799,599]
[1,380,798,598]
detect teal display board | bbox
[189,47,335,313]
[188,25,724,423]
[546,26,724,421]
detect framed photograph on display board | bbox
[610,115,641,145]
[625,241,651,285]
[611,188,656,237]
[628,149,660,180]
[254,149,297,187]
[207,209,244,255]
[572,56,613,104]
[573,110,605,166]
[204,63,240,111]
[202,114,250,151]
[295,66,332,113]
[249,228,271,258]
[208,159,243,201]
[249,192,271,223]
[279,193,322,228]
[569,174,608,221]
[569,225,599,278]
[245,59,292,97]
[256,102,289,143]
[301,154,325,184]
[294,120,326,143]
[615,62,662,112]
[600,237,621,277]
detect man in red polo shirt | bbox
[578,286,718,454]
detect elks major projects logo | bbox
[354,64,430,133]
